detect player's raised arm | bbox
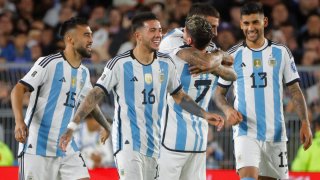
[176,48,237,80]
[11,83,30,143]
[59,86,106,151]
[171,89,224,131]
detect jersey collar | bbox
[243,38,272,52]
[130,49,157,66]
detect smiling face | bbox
[72,25,93,58]
[136,20,162,51]
[240,13,267,45]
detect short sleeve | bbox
[167,59,182,95]
[20,57,48,92]
[95,61,118,95]
[218,77,232,88]
[283,49,300,86]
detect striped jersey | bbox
[159,27,217,54]
[161,48,219,152]
[18,52,93,157]
[218,39,300,142]
[95,50,181,158]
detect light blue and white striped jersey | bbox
[218,39,300,142]
[161,48,219,152]
[18,52,92,157]
[95,50,181,158]
[159,28,217,54]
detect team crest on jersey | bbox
[253,59,262,68]
[145,74,153,84]
[159,69,165,83]
[268,56,277,67]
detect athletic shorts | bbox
[234,136,289,179]
[19,152,89,180]
[114,146,158,180]
[158,145,206,180]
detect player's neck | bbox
[133,46,155,65]
[63,48,81,68]
[246,37,265,49]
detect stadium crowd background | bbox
[0,0,319,170]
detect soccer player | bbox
[214,2,313,180]
[159,3,236,80]
[59,12,224,180]
[11,17,111,180]
[158,4,240,180]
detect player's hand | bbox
[59,129,73,152]
[100,129,109,144]
[204,112,224,131]
[300,120,312,150]
[226,108,243,125]
[14,121,28,143]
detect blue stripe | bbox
[272,47,282,141]
[71,138,78,151]
[56,68,78,156]
[174,64,190,150]
[143,65,154,157]
[123,62,140,151]
[252,51,266,141]
[235,50,248,136]
[36,62,63,156]
[157,62,168,148]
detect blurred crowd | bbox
[0,0,319,169]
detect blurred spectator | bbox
[270,2,296,28]
[292,116,320,172]
[228,3,243,41]
[40,26,56,55]
[0,31,32,62]
[0,0,16,14]
[206,126,224,169]
[74,115,114,169]
[169,0,192,27]
[0,140,14,166]
[0,80,11,107]
[303,36,320,58]
[0,14,14,36]
[88,5,106,32]
[217,23,237,51]
[298,13,320,47]
[16,0,34,23]
[294,0,319,27]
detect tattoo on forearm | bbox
[179,94,204,118]
[288,83,308,122]
[214,65,237,81]
[74,87,105,123]
[91,106,111,131]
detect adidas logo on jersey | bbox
[28,144,32,148]
[130,76,138,82]
[241,62,246,67]
[59,77,66,82]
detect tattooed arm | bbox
[287,82,312,150]
[176,48,237,81]
[172,89,224,130]
[59,86,107,151]
[214,86,242,125]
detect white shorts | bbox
[114,147,158,180]
[158,146,206,180]
[19,152,89,180]
[234,136,289,179]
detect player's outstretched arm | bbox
[171,89,224,131]
[11,83,29,143]
[214,86,242,126]
[176,48,237,81]
[59,86,106,151]
[287,82,312,150]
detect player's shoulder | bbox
[105,50,132,70]
[157,51,175,65]
[227,41,245,55]
[35,52,64,68]
[159,28,184,54]
[269,40,293,59]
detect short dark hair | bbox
[185,15,213,50]
[58,17,88,38]
[131,12,158,33]
[240,2,264,16]
[187,3,220,19]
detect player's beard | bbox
[77,47,91,58]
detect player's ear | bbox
[263,17,268,28]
